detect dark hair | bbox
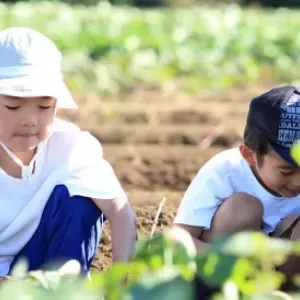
[243,125,272,155]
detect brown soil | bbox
[58,85,267,271]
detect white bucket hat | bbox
[0,27,77,109]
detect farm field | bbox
[59,84,270,271]
[3,2,300,297]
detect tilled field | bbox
[60,85,269,270]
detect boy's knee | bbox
[226,193,263,221]
[211,192,263,234]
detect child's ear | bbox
[239,144,256,166]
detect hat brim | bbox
[271,143,298,167]
[0,77,77,109]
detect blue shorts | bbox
[9,185,105,275]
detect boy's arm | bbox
[173,164,234,253]
[67,133,136,262]
[92,196,136,263]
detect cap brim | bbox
[0,77,77,109]
[271,143,298,167]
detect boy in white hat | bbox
[0,27,136,278]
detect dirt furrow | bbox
[102,145,225,190]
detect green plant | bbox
[291,141,300,166]
[1,227,300,300]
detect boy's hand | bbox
[0,276,11,282]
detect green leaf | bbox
[128,267,194,300]
[134,227,196,269]
[196,248,238,287]
[291,140,300,166]
[10,259,29,279]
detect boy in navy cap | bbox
[174,85,300,286]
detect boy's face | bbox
[0,95,56,152]
[241,145,300,198]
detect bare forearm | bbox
[93,197,137,263]
[111,206,136,262]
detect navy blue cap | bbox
[246,85,300,167]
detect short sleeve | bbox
[174,168,233,229]
[63,132,127,200]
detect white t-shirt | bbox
[174,148,300,234]
[0,118,126,276]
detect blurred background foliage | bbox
[1,0,300,96]
[1,0,300,8]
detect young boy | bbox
[174,85,300,287]
[0,27,136,278]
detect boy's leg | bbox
[271,214,300,238]
[193,193,263,299]
[9,185,105,275]
[201,193,264,243]
[272,214,300,291]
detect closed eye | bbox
[278,168,295,175]
[279,171,293,175]
[39,105,52,110]
[276,164,296,175]
[5,105,20,110]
